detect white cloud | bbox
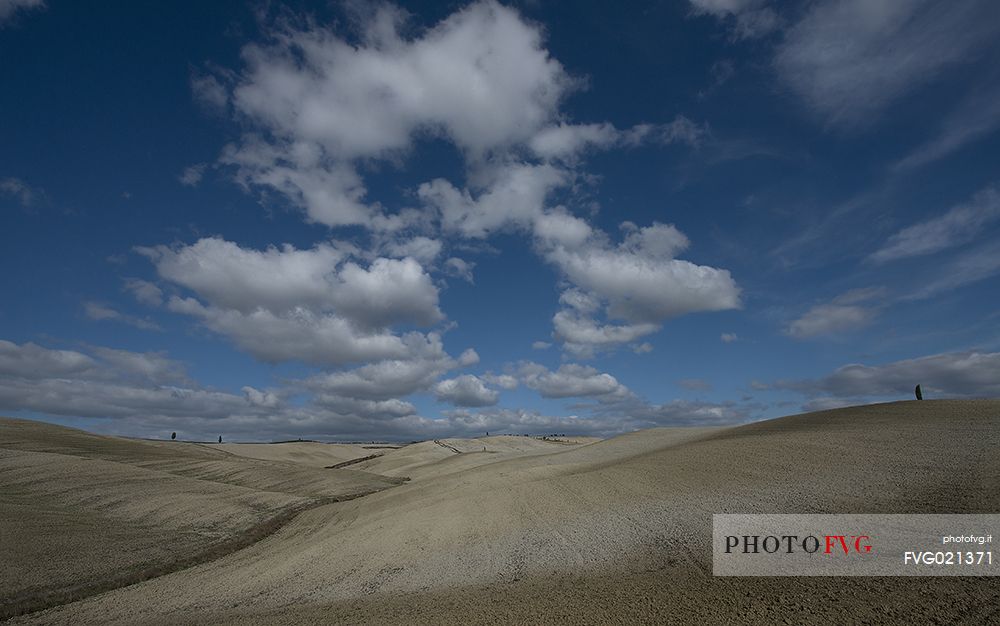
[420,163,569,239]
[531,341,551,350]
[382,236,442,265]
[91,347,189,384]
[552,309,660,359]
[83,301,161,331]
[0,339,757,441]
[777,350,1000,399]
[532,209,594,250]
[179,163,207,187]
[688,0,780,40]
[334,257,444,329]
[528,115,707,161]
[445,396,753,436]
[774,0,1000,127]
[0,0,44,25]
[123,278,164,307]
[519,362,629,399]
[528,123,617,161]
[539,220,740,355]
[0,340,96,379]
[191,72,228,113]
[0,340,252,422]
[786,288,884,339]
[139,238,445,364]
[167,295,419,366]
[242,386,281,409]
[481,373,518,390]
[302,332,471,400]
[545,222,738,324]
[434,375,500,407]
[443,257,475,284]
[0,339,457,440]
[139,238,349,314]
[870,186,1000,263]
[720,332,738,343]
[310,393,416,420]
[221,1,574,227]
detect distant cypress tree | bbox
[171,432,176,440]
[915,384,923,400]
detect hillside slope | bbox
[12,400,1000,625]
[0,419,401,619]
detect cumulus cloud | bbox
[0,338,431,441]
[774,0,1000,127]
[420,163,569,239]
[382,236,442,265]
[91,347,189,384]
[552,310,659,359]
[545,222,739,323]
[870,186,1000,263]
[0,340,253,425]
[0,339,96,379]
[776,350,1000,400]
[139,238,349,313]
[183,2,729,368]
[310,393,417,420]
[171,296,419,366]
[540,220,740,355]
[786,287,884,339]
[519,362,629,399]
[445,396,754,437]
[531,341,551,350]
[0,339,759,441]
[434,375,500,407]
[139,237,448,365]
[302,332,469,400]
[220,1,574,227]
[721,332,738,343]
[481,373,518,390]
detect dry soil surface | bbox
[205,442,378,468]
[0,419,401,619]
[7,400,1000,625]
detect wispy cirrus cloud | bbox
[84,302,161,331]
[774,0,1000,128]
[870,186,1000,263]
[0,0,44,25]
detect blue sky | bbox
[2,0,999,441]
